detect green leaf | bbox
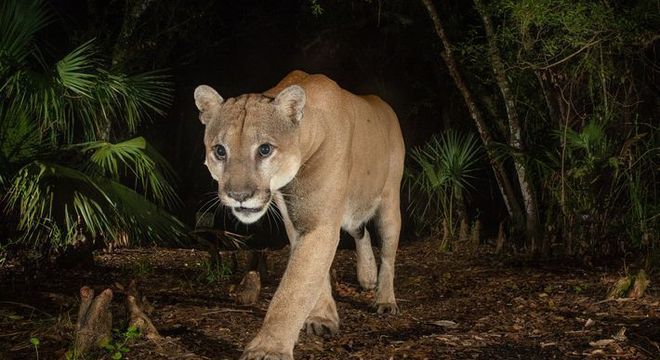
[78,137,180,208]
[29,337,40,346]
[55,39,97,98]
[0,0,52,69]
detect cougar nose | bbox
[227,190,253,202]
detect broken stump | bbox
[124,279,161,341]
[235,270,261,305]
[73,287,113,356]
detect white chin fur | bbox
[231,206,269,224]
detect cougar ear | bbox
[194,85,224,124]
[274,85,305,124]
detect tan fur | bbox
[194,70,405,360]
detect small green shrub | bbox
[406,131,482,243]
[198,257,232,284]
[101,326,141,360]
[29,337,40,360]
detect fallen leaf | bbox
[589,339,615,347]
[613,327,627,342]
[429,320,458,328]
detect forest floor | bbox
[1,240,658,359]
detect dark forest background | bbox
[1,0,658,267]
[60,0,478,239]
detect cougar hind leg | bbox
[374,189,401,315]
[348,224,378,290]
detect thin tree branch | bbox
[539,38,603,70]
[419,0,524,224]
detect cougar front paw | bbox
[376,302,399,315]
[240,350,292,360]
[240,334,293,360]
[303,316,339,336]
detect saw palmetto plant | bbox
[406,131,482,241]
[0,0,185,252]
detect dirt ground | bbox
[1,240,658,359]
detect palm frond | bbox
[5,159,186,248]
[55,39,97,98]
[0,0,181,250]
[406,131,483,234]
[78,137,180,208]
[0,104,45,186]
[5,161,116,246]
[93,70,172,134]
[0,0,52,74]
[411,132,482,193]
[99,179,186,245]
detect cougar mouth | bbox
[230,200,270,224]
[234,206,264,214]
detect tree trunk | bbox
[473,0,543,255]
[112,0,156,70]
[420,0,525,230]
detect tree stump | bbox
[628,270,650,299]
[72,281,161,357]
[470,220,481,252]
[459,218,469,244]
[73,287,113,356]
[234,270,261,305]
[495,222,506,254]
[124,279,161,340]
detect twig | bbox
[594,298,633,305]
[0,331,28,338]
[0,301,52,317]
[632,344,657,358]
[538,38,603,70]
[201,308,259,316]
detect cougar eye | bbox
[258,143,272,157]
[213,144,226,160]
